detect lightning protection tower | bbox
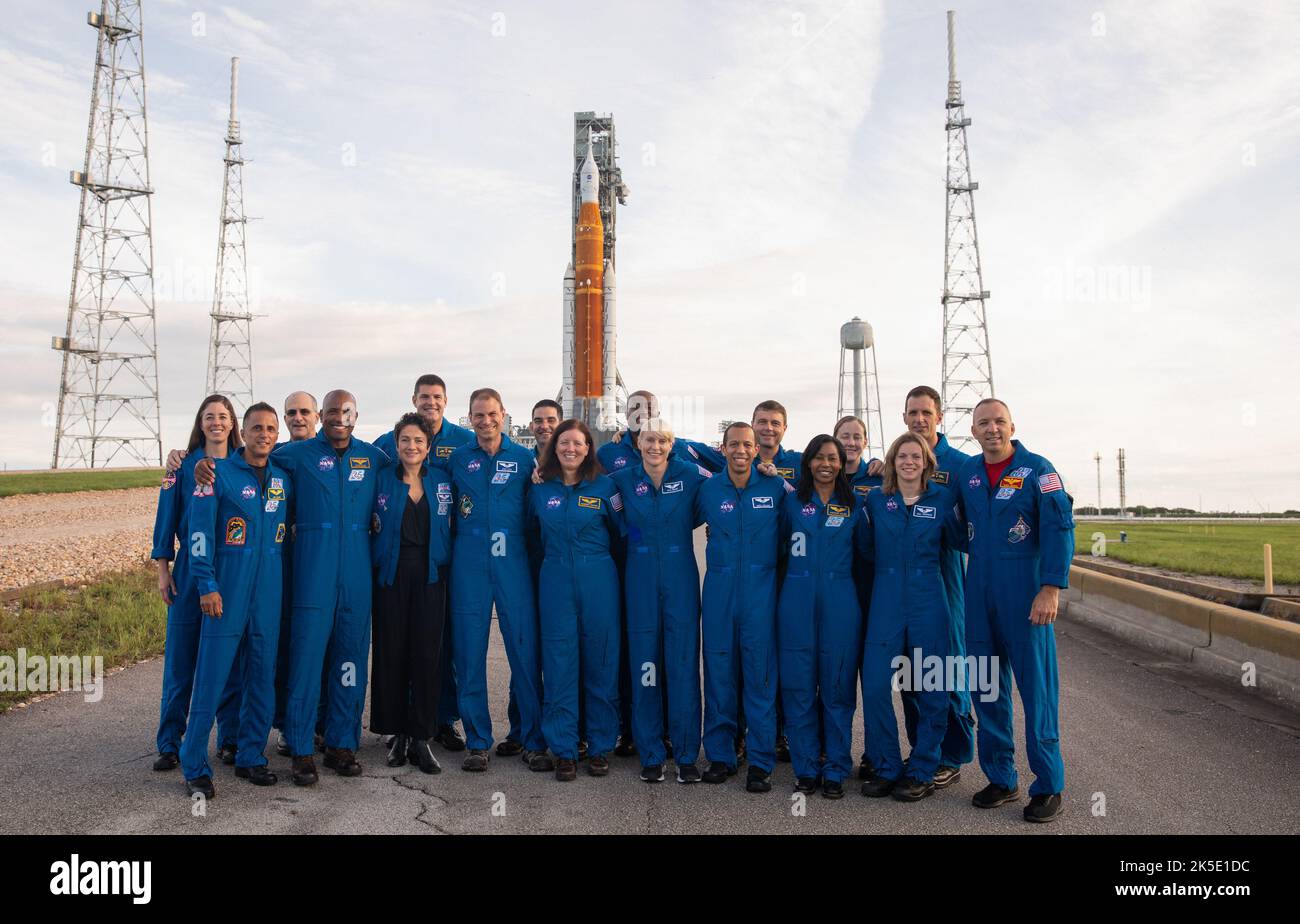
[205,56,255,410]
[939,10,995,453]
[51,1,162,468]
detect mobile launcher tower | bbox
[561,112,629,447]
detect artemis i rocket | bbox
[562,113,627,443]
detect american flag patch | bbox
[610,492,623,512]
[1039,472,1063,493]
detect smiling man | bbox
[447,388,551,773]
[956,397,1074,823]
[282,391,320,442]
[529,399,562,459]
[274,389,388,785]
[181,403,292,799]
[694,421,790,792]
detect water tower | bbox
[837,316,885,460]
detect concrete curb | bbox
[1064,567,1300,711]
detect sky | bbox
[2,0,1298,511]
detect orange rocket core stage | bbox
[574,199,604,399]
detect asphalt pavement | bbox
[2,604,1297,835]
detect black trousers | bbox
[371,553,445,739]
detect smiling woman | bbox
[369,411,452,775]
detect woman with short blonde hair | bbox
[880,431,938,498]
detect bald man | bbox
[274,389,389,784]
[956,397,1073,823]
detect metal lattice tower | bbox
[51,1,161,468]
[939,10,994,453]
[837,317,886,461]
[205,57,254,410]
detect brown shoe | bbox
[555,758,578,782]
[322,747,362,777]
[291,755,318,786]
[587,755,610,777]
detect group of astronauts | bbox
[149,374,1075,823]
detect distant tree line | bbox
[1073,506,1300,518]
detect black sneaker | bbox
[775,735,791,763]
[235,765,278,786]
[185,776,215,799]
[821,779,845,800]
[892,776,935,802]
[217,742,238,765]
[496,738,523,757]
[933,765,961,789]
[702,761,734,784]
[793,776,819,794]
[434,723,466,752]
[462,749,489,772]
[664,738,674,761]
[555,758,578,782]
[275,732,291,757]
[676,763,701,784]
[857,756,875,781]
[972,782,1021,809]
[1023,793,1063,823]
[152,752,179,772]
[734,738,747,766]
[860,776,897,798]
[746,767,772,793]
[614,736,638,757]
[640,763,665,783]
[524,749,555,772]
[577,740,589,761]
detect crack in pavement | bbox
[414,801,453,834]
[389,773,451,805]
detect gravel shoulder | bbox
[0,487,157,592]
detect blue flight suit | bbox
[859,486,965,784]
[846,463,884,617]
[900,433,977,769]
[180,451,291,780]
[371,462,454,585]
[274,433,387,756]
[448,435,546,752]
[610,458,712,769]
[777,490,863,785]
[375,419,474,729]
[528,475,625,760]
[151,450,240,756]
[695,470,789,773]
[847,463,883,764]
[688,442,803,485]
[596,430,724,475]
[957,440,1074,797]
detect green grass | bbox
[0,569,166,712]
[1076,521,1300,586]
[0,468,164,497]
